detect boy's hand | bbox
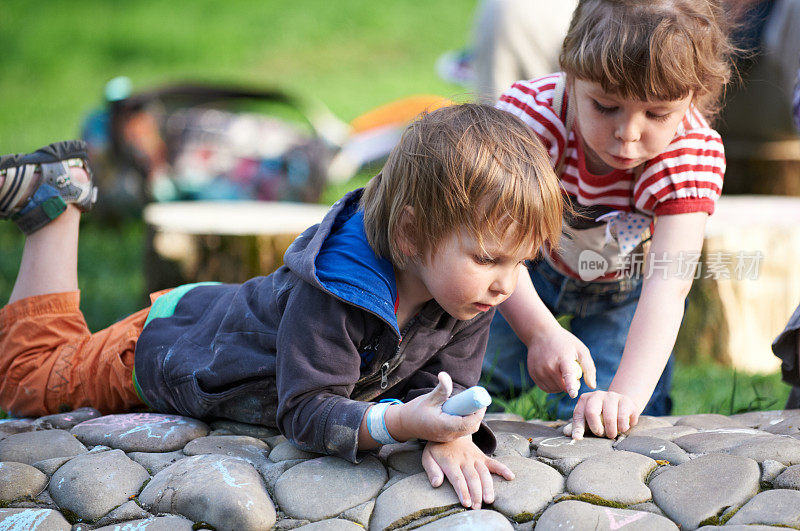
[564,390,639,440]
[422,436,515,509]
[527,325,596,398]
[388,372,485,443]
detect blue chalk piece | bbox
[441,386,492,416]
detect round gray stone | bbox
[726,489,800,527]
[536,500,678,530]
[92,500,152,528]
[0,418,35,436]
[0,429,87,465]
[209,419,280,440]
[0,508,71,530]
[32,408,101,430]
[492,432,531,458]
[262,458,305,494]
[697,526,796,531]
[484,412,525,422]
[387,449,425,475]
[614,436,690,464]
[93,515,195,530]
[649,453,760,530]
[269,440,320,462]
[672,429,767,454]
[414,509,513,530]
[630,425,699,441]
[491,455,564,520]
[674,414,747,430]
[32,456,73,477]
[274,455,387,521]
[0,462,47,502]
[71,413,209,452]
[339,499,374,527]
[761,459,787,485]
[49,448,150,522]
[127,450,187,475]
[536,436,614,460]
[567,450,656,504]
[763,415,800,435]
[371,472,461,531]
[139,454,276,531]
[183,434,271,469]
[295,519,365,530]
[625,416,675,436]
[542,456,583,475]
[725,434,800,465]
[774,464,800,489]
[730,410,790,429]
[486,420,561,440]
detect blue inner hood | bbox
[314,209,399,336]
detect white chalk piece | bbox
[441,386,492,416]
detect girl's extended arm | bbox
[499,269,597,396]
[570,212,708,439]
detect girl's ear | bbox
[395,205,418,258]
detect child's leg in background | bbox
[0,161,144,417]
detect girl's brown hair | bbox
[361,104,563,268]
[560,0,736,122]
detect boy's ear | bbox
[395,205,418,258]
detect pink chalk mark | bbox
[605,507,647,529]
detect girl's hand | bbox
[388,372,485,443]
[422,436,515,509]
[527,325,597,398]
[564,390,639,439]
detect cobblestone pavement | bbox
[2,408,800,530]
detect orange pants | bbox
[0,291,159,417]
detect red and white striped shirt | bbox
[497,74,726,280]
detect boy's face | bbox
[409,226,534,321]
[572,78,693,175]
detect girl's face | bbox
[571,78,693,174]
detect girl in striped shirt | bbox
[485,0,735,438]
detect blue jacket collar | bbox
[315,209,399,335]
[283,189,400,336]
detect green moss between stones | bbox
[192,522,216,530]
[511,511,536,524]
[561,493,628,509]
[59,507,83,525]
[386,504,461,531]
[699,515,721,526]
[719,506,739,525]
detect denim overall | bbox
[483,259,674,419]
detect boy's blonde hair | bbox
[560,0,735,122]
[361,104,563,268]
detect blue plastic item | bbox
[441,386,492,416]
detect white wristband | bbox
[366,402,399,445]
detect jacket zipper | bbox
[380,362,390,390]
[356,316,416,391]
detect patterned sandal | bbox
[0,140,97,234]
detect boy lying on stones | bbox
[0,104,577,509]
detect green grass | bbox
[0,0,791,419]
[0,0,477,152]
[500,361,791,421]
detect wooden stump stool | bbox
[143,201,331,295]
[674,196,800,373]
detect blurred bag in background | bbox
[81,78,348,218]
